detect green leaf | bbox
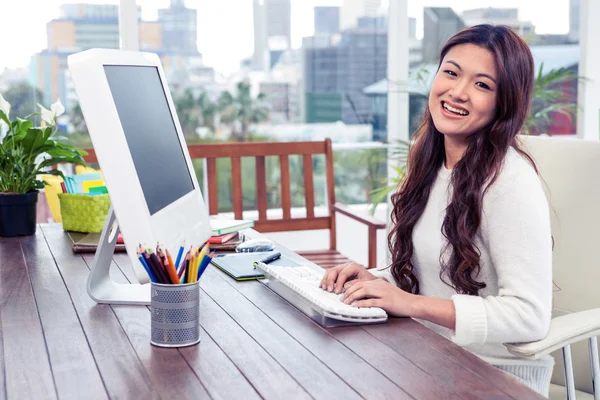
[0,110,9,126]
[40,169,65,179]
[37,155,85,170]
[15,118,33,135]
[18,127,45,156]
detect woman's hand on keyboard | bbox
[340,279,415,317]
[320,262,377,294]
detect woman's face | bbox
[429,43,498,140]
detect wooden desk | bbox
[0,224,544,399]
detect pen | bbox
[254,252,281,267]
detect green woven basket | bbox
[58,193,111,233]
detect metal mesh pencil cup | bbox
[150,281,200,347]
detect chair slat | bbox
[325,138,336,250]
[206,158,219,215]
[255,156,267,221]
[280,155,291,220]
[303,154,315,219]
[231,157,243,219]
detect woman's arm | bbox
[411,296,456,330]
[449,166,553,346]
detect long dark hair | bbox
[388,25,538,296]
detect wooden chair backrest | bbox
[190,138,337,250]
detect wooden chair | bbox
[190,138,386,269]
[83,138,386,268]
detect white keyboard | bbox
[255,263,387,324]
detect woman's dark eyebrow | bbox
[444,60,497,84]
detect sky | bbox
[0,0,571,75]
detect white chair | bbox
[505,135,600,399]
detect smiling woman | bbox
[321,24,555,397]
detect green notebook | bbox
[209,219,254,236]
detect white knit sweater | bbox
[375,148,554,397]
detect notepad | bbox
[82,179,105,193]
[210,252,301,281]
[209,219,254,236]
[73,173,102,193]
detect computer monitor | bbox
[68,49,212,289]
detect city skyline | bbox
[0,0,571,75]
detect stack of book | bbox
[208,219,254,250]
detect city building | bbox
[461,8,535,37]
[363,63,436,141]
[422,7,465,63]
[29,2,206,115]
[303,16,387,124]
[157,0,198,52]
[528,34,571,46]
[340,0,382,30]
[30,4,124,107]
[314,6,340,35]
[252,0,291,71]
[267,48,302,123]
[260,81,294,124]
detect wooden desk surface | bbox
[0,224,545,400]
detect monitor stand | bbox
[86,206,150,305]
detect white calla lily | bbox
[38,99,65,125]
[51,99,65,118]
[0,93,11,118]
[38,103,55,125]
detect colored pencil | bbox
[137,251,158,283]
[175,242,185,269]
[150,252,170,284]
[197,252,214,281]
[164,249,180,284]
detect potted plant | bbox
[0,93,87,237]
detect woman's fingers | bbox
[343,279,358,290]
[320,264,346,291]
[350,298,381,308]
[341,283,378,304]
[334,265,359,293]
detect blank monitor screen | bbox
[103,65,194,215]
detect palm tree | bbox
[174,88,200,138]
[197,91,217,133]
[218,82,269,142]
[522,64,579,135]
[173,88,218,139]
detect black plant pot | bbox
[0,191,39,237]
